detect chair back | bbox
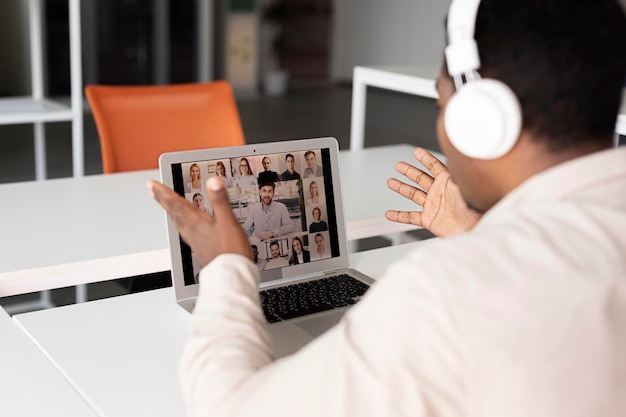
[85,81,246,173]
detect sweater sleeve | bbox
[178,251,467,417]
[179,254,272,416]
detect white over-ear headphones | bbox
[444,0,522,159]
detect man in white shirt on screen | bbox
[242,180,293,242]
[148,0,626,415]
[302,150,322,178]
[279,153,301,181]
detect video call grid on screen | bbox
[171,148,340,285]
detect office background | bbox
[0,0,450,93]
[0,0,448,184]
[0,0,446,308]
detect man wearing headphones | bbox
[147,0,626,415]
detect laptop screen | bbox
[169,146,342,286]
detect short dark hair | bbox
[258,179,276,190]
[454,0,626,151]
[285,153,294,161]
[270,241,279,249]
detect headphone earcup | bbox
[444,79,522,159]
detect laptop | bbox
[159,137,375,357]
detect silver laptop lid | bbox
[159,137,350,303]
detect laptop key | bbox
[260,274,369,323]
[278,302,335,321]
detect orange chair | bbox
[85,81,246,173]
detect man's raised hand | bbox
[147,177,251,268]
[385,148,481,237]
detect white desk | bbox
[0,170,166,297]
[0,144,443,296]
[0,307,98,416]
[350,65,439,150]
[13,240,427,417]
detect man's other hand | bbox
[385,147,481,237]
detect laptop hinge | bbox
[324,268,345,276]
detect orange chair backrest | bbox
[85,81,246,173]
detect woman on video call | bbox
[191,193,207,213]
[235,157,258,187]
[215,161,234,188]
[308,207,328,233]
[185,163,202,193]
[289,236,310,265]
[306,181,323,205]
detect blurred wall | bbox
[330,0,626,82]
[330,0,449,81]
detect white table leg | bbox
[69,0,84,177]
[75,284,87,303]
[349,70,367,150]
[29,0,46,181]
[34,122,46,180]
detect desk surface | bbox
[13,240,427,417]
[0,144,442,295]
[0,307,97,416]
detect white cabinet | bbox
[0,0,83,180]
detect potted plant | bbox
[261,0,290,96]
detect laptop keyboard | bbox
[259,274,370,323]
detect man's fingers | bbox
[205,178,252,259]
[413,147,447,177]
[395,162,435,191]
[387,178,427,206]
[147,180,203,234]
[385,210,424,227]
[205,177,237,222]
[148,180,189,215]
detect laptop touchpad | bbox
[269,323,314,358]
[296,310,344,337]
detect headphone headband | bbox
[445,0,482,77]
[442,0,523,160]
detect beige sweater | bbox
[180,147,626,417]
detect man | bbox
[250,244,266,271]
[302,150,322,178]
[257,156,278,184]
[148,0,626,415]
[241,180,293,241]
[264,240,288,269]
[279,153,300,181]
